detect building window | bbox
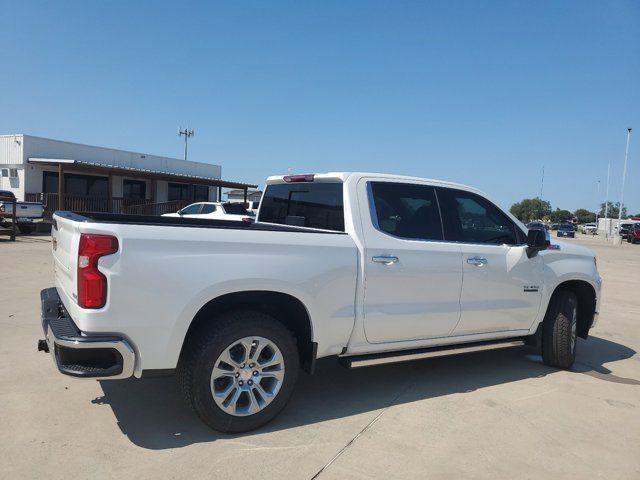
[123,179,146,200]
[168,182,190,201]
[194,185,209,202]
[43,172,108,196]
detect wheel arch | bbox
[549,280,597,339]
[179,290,317,374]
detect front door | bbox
[359,179,463,343]
[437,188,544,335]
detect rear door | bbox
[437,187,543,335]
[359,179,463,343]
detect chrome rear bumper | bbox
[39,288,135,380]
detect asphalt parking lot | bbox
[1,233,639,479]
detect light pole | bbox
[604,160,611,238]
[595,180,600,226]
[178,127,194,161]
[615,128,632,244]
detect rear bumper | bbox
[39,288,135,379]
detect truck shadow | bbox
[94,335,636,450]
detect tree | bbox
[574,209,596,224]
[599,201,627,219]
[510,197,552,222]
[550,208,573,223]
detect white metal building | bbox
[0,134,256,216]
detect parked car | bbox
[557,223,575,238]
[0,190,44,234]
[627,224,640,244]
[618,223,634,239]
[40,172,601,433]
[550,223,559,231]
[581,223,597,235]
[162,202,254,222]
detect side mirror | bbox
[526,229,547,258]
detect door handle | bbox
[466,257,487,266]
[372,255,399,265]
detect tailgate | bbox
[51,214,79,305]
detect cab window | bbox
[369,182,443,241]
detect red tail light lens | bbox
[77,234,118,309]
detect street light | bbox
[178,127,194,161]
[615,128,632,244]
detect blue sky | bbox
[1,1,638,213]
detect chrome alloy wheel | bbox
[570,306,578,353]
[210,336,285,417]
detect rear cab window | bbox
[258,181,345,231]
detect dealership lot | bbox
[1,234,638,479]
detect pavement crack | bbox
[310,379,415,479]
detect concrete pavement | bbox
[1,234,638,479]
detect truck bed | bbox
[54,211,345,234]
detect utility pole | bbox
[178,127,194,161]
[539,166,544,199]
[615,128,632,244]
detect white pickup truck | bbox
[0,190,44,234]
[39,172,601,432]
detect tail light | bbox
[77,234,118,309]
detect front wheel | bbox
[18,225,33,235]
[542,290,578,369]
[179,310,299,433]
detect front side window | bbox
[438,188,522,245]
[180,203,202,215]
[200,204,216,214]
[369,182,443,241]
[259,182,344,231]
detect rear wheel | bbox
[179,310,299,433]
[542,290,578,369]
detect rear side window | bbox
[369,182,443,241]
[438,188,523,245]
[259,182,344,231]
[201,204,216,214]
[222,203,249,215]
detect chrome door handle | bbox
[466,257,487,266]
[372,255,399,265]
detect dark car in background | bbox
[627,224,640,244]
[557,223,575,238]
[619,223,634,239]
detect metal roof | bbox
[28,158,257,189]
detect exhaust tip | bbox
[38,339,49,353]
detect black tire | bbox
[18,225,33,235]
[179,310,299,433]
[542,290,578,369]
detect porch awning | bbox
[28,158,257,190]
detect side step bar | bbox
[340,338,526,369]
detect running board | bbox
[340,338,526,369]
